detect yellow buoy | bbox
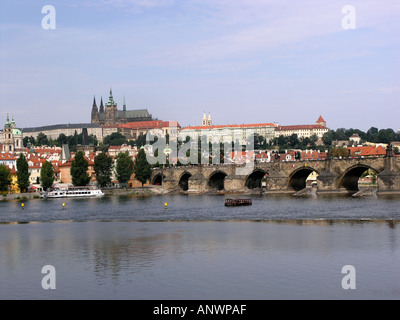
[21,203,24,208]
[62,203,65,208]
[164,202,168,208]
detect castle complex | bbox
[91,88,153,126]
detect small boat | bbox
[225,198,252,207]
[40,186,104,198]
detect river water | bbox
[0,193,399,300]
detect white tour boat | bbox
[41,186,104,198]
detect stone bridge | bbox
[151,147,400,195]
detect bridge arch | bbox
[245,169,269,189]
[338,164,379,192]
[288,166,319,191]
[207,170,228,191]
[178,172,192,191]
[151,173,165,185]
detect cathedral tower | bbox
[91,96,99,124]
[105,88,117,125]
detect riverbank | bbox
[0,186,169,201]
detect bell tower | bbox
[3,113,14,152]
[202,112,207,126]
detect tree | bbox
[115,152,134,187]
[288,134,299,148]
[36,132,49,146]
[366,127,379,142]
[0,165,12,192]
[133,148,152,186]
[322,131,333,146]
[57,133,68,146]
[135,133,147,148]
[70,151,91,186]
[104,132,128,146]
[331,146,349,158]
[94,152,113,187]
[40,161,54,191]
[23,136,36,148]
[16,153,30,192]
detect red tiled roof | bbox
[316,115,325,123]
[119,120,181,130]
[183,123,276,130]
[347,146,386,157]
[58,155,95,167]
[0,153,16,160]
[276,124,327,131]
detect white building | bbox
[180,113,277,145]
[274,116,328,139]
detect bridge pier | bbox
[162,174,177,191]
[265,170,291,193]
[224,173,246,193]
[188,171,206,193]
[316,169,342,194]
[377,145,400,194]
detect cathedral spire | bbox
[99,97,104,113]
[91,96,99,123]
[107,87,114,106]
[92,95,97,108]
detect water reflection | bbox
[1,194,400,299]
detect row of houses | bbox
[1,114,329,150]
[0,144,147,193]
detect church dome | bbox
[12,128,22,135]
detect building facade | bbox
[118,120,181,141]
[22,123,103,142]
[274,116,328,139]
[179,113,276,144]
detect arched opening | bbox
[288,168,318,191]
[208,171,227,191]
[178,172,192,191]
[339,165,378,192]
[245,170,268,189]
[152,173,165,186]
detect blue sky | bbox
[0,0,399,131]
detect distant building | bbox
[349,133,361,145]
[22,123,103,142]
[275,116,328,139]
[118,120,181,141]
[91,88,154,126]
[347,145,386,158]
[180,113,276,144]
[107,144,137,157]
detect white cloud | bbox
[378,87,400,94]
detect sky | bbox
[0,0,399,131]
